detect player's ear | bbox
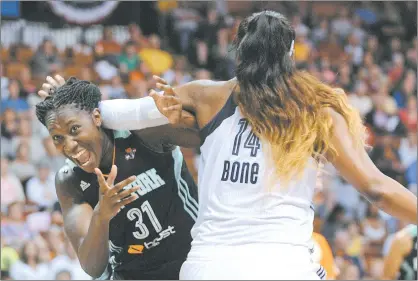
[92,108,102,127]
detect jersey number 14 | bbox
[232,119,261,157]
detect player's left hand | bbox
[38,74,66,99]
[150,75,182,125]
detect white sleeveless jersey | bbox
[191,93,317,248]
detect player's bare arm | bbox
[382,230,411,279]
[39,75,233,148]
[154,75,237,129]
[56,164,138,278]
[326,108,417,224]
[39,75,201,148]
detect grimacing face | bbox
[45,104,104,173]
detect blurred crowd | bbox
[1,1,417,280]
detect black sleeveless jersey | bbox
[71,130,198,279]
[398,225,417,280]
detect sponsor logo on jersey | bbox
[123,168,166,196]
[80,180,90,191]
[126,226,176,254]
[144,225,176,249]
[125,147,136,160]
[127,244,144,254]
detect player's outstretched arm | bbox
[382,230,410,279]
[56,165,138,278]
[38,74,202,148]
[325,108,417,224]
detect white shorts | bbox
[180,244,322,280]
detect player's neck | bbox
[99,129,114,174]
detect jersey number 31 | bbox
[126,200,162,239]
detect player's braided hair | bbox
[35,77,102,126]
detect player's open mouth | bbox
[72,149,92,167]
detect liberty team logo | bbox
[125,148,136,160]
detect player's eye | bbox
[70,125,80,135]
[52,135,63,143]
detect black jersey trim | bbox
[199,93,237,146]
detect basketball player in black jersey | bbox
[35,77,199,280]
[383,225,417,280]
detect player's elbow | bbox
[358,173,391,207]
[77,247,108,278]
[80,261,106,279]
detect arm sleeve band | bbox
[99,96,169,131]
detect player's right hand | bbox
[38,74,66,99]
[150,75,182,125]
[94,165,139,221]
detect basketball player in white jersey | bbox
[39,11,416,279]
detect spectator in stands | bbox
[32,235,52,264]
[95,26,121,55]
[55,270,72,280]
[331,6,353,39]
[194,7,225,69]
[72,38,93,56]
[369,130,405,182]
[398,131,417,186]
[45,226,65,259]
[0,157,25,212]
[294,33,311,68]
[18,66,36,97]
[388,53,406,87]
[9,240,49,280]
[11,119,46,163]
[194,68,212,80]
[1,109,19,158]
[344,33,364,69]
[100,75,127,99]
[49,240,92,280]
[1,63,9,97]
[362,205,387,257]
[127,23,149,50]
[322,204,348,244]
[30,38,63,79]
[405,36,417,70]
[365,35,383,64]
[351,15,367,45]
[139,34,173,75]
[319,57,336,84]
[348,81,373,118]
[25,160,56,209]
[0,238,19,280]
[339,264,361,280]
[119,41,141,74]
[162,55,192,85]
[398,95,417,132]
[318,33,344,65]
[9,141,36,185]
[311,19,329,45]
[1,79,29,115]
[1,201,34,248]
[392,69,416,109]
[79,66,94,83]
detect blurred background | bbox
[0,1,416,280]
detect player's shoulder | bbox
[55,161,81,194]
[181,79,236,100]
